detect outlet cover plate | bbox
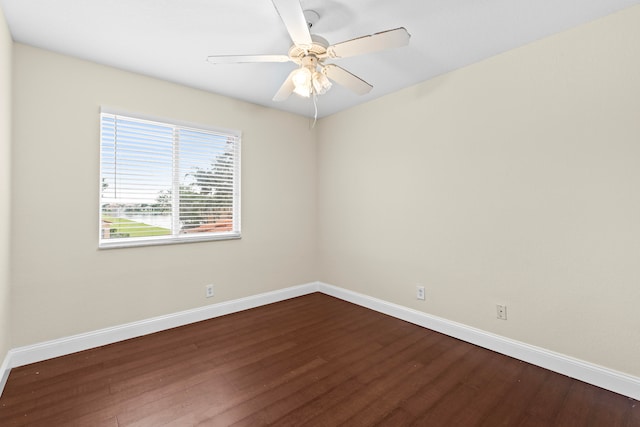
[206,284,214,298]
[496,304,507,320]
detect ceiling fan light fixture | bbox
[292,66,313,97]
[291,61,332,98]
[312,70,332,95]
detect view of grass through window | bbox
[100,111,240,247]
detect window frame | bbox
[99,108,241,249]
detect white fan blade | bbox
[271,0,313,48]
[207,55,290,64]
[323,64,373,96]
[273,70,297,102]
[327,27,410,59]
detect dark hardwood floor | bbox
[0,293,638,426]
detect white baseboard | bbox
[2,281,639,401]
[0,281,319,396]
[317,282,640,401]
[0,351,10,395]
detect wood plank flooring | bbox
[0,293,638,426]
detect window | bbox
[99,110,241,248]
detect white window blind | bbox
[100,111,241,248]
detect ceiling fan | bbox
[206,0,411,102]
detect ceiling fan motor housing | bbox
[288,34,329,64]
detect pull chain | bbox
[311,92,318,129]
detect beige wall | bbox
[11,44,317,346]
[0,8,11,361]
[317,5,640,376]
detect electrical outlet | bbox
[416,285,425,300]
[496,304,507,320]
[205,284,214,298]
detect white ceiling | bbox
[1,0,638,118]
